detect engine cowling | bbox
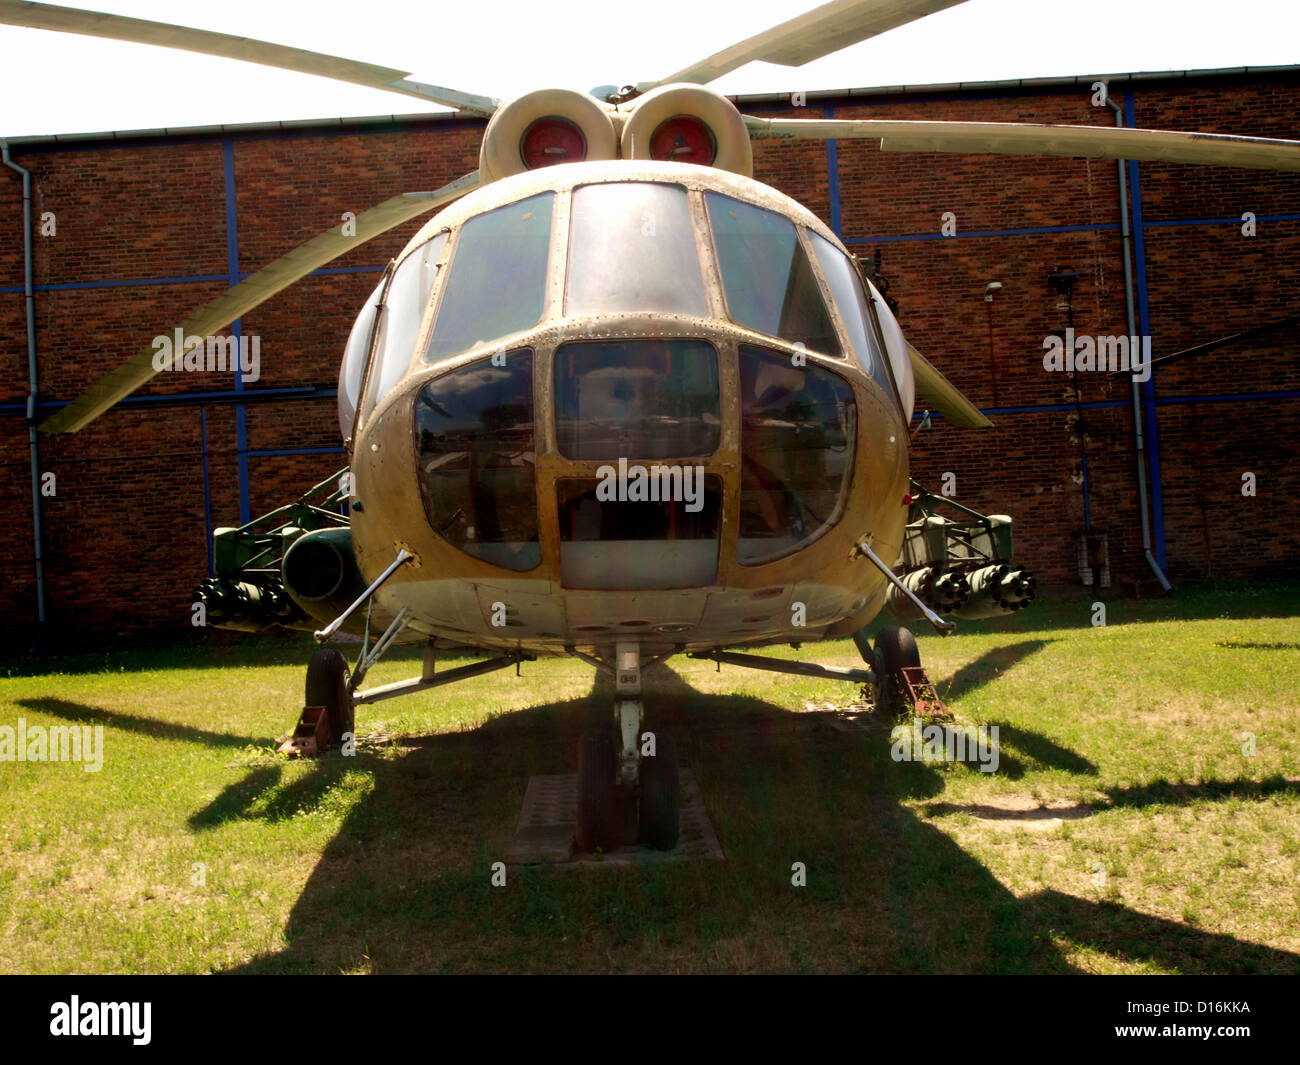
[479,88,619,183]
[619,84,753,177]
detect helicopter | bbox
[8,0,1300,853]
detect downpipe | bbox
[1106,96,1172,592]
[1,139,48,650]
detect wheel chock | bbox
[899,666,950,718]
[278,705,332,757]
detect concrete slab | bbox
[503,769,725,867]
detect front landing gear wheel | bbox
[639,730,680,851]
[874,626,920,718]
[305,648,353,744]
[577,729,619,852]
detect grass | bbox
[0,581,1297,973]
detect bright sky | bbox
[1,0,1298,138]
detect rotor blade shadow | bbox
[1020,889,1300,974]
[939,638,1053,702]
[15,696,259,750]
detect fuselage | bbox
[341,160,913,657]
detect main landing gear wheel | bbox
[874,625,920,718]
[639,730,680,851]
[577,728,619,852]
[305,648,354,744]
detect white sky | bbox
[1,0,1298,138]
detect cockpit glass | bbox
[705,191,840,356]
[808,230,900,407]
[426,192,554,362]
[554,339,720,461]
[415,350,539,571]
[737,346,856,565]
[363,231,447,415]
[565,183,708,317]
[557,476,723,590]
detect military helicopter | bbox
[10,0,1300,852]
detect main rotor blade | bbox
[39,170,480,434]
[744,116,1300,172]
[0,0,498,116]
[907,342,992,428]
[647,0,967,88]
[1106,312,1300,377]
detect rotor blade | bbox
[744,116,1300,172]
[1106,312,1300,377]
[39,170,480,434]
[0,0,498,116]
[646,0,966,88]
[907,342,992,429]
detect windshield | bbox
[554,339,720,460]
[565,182,708,317]
[705,191,839,356]
[427,192,554,362]
[808,231,900,408]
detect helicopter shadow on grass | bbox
[907,637,1096,781]
[192,662,1299,974]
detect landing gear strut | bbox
[306,648,354,739]
[575,642,680,853]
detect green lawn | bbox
[1,583,1297,973]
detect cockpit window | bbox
[554,339,720,461]
[363,232,448,415]
[557,475,723,590]
[414,350,539,571]
[808,231,901,408]
[737,346,856,565]
[427,192,554,362]
[705,191,840,356]
[565,183,708,317]
[338,275,385,437]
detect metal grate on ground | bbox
[503,769,725,867]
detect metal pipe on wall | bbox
[1105,95,1173,592]
[0,138,49,646]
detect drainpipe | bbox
[1105,96,1172,592]
[1,139,49,647]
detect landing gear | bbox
[639,730,680,850]
[862,625,920,718]
[573,642,681,854]
[305,648,354,741]
[576,728,619,852]
[874,625,920,717]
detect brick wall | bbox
[2,70,1297,648]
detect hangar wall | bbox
[1,67,1297,648]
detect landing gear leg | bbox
[574,641,681,853]
[871,625,921,718]
[306,648,354,741]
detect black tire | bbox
[639,730,680,851]
[305,648,353,745]
[576,729,619,852]
[874,626,920,718]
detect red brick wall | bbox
[2,72,1297,648]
